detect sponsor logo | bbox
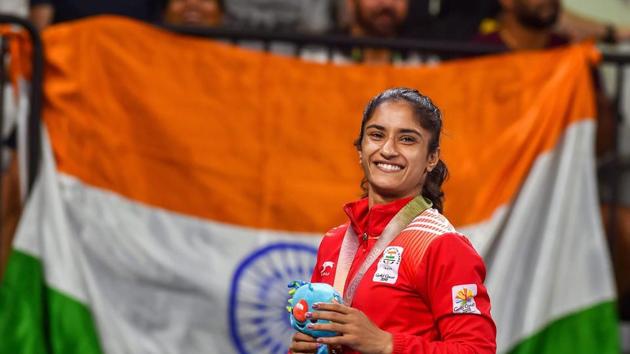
[373,246,403,284]
[321,261,334,276]
[452,284,481,314]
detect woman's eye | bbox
[368,132,384,139]
[400,136,416,143]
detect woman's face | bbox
[359,100,439,203]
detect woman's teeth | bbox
[377,162,402,171]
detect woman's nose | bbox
[380,137,398,157]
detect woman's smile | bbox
[374,161,404,172]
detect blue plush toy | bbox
[287,281,342,354]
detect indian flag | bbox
[0,16,619,354]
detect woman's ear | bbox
[427,148,440,172]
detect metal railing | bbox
[160,23,511,58]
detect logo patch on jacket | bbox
[452,284,481,314]
[373,246,403,284]
[320,261,334,276]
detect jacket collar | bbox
[343,196,414,239]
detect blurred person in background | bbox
[163,0,224,27]
[28,0,163,30]
[346,0,408,38]
[345,0,410,63]
[473,0,567,49]
[320,0,413,64]
[299,0,413,64]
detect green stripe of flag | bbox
[0,250,103,354]
[508,301,620,354]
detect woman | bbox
[290,88,496,354]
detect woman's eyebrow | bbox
[365,124,385,131]
[366,125,422,138]
[399,128,422,137]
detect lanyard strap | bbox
[333,196,432,305]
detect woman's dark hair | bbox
[354,87,449,213]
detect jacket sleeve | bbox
[310,228,333,284]
[310,244,323,283]
[310,223,347,285]
[391,233,497,354]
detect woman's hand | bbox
[307,302,393,354]
[289,331,319,354]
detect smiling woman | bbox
[289,88,497,354]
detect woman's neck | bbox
[368,194,390,209]
[368,189,419,209]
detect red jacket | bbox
[311,197,496,354]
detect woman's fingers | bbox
[312,302,351,314]
[307,310,348,324]
[316,334,354,347]
[306,321,345,333]
[293,331,317,342]
[289,332,319,354]
[289,341,320,353]
[305,302,354,325]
